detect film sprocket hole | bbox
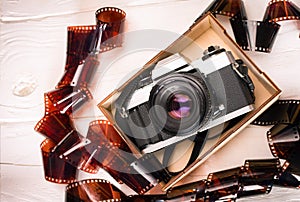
[113,46,255,153]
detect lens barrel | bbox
[149,73,211,136]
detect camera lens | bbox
[149,73,211,136]
[168,93,192,120]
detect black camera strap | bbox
[162,130,208,175]
[162,118,243,175]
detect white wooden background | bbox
[1,0,300,201]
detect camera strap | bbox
[162,130,209,175]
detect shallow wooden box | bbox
[98,13,281,192]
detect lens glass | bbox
[168,93,192,120]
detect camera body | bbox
[114,46,255,153]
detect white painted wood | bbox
[1,0,300,201]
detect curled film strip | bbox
[253,100,300,177]
[239,159,281,196]
[202,0,281,53]
[41,138,77,184]
[65,158,295,202]
[263,0,300,38]
[34,6,112,183]
[198,0,300,52]
[65,179,124,202]
[35,111,74,143]
[34,7,172,195]
[58,7,125,89]
[96,7,126,52]
[264,0,300,22]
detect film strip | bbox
[263,0,300,22]
[59,26,102,89]
[58,25,98,89]
[41,138,77,184]
[35,111,74,143]
[34,7,172,195]
[198,0,281,53]
[198,0,300,52]
[95,7,126,52]
[200,0,247,18]
[66,179,125,202]
[239,159,281,196]
[58,7,125,88]
[65,158,294,202]
[44,86,92,115]
[253,100,300,177]
[263,0,300,39]
[65,26,97,69]
[230,19,280,53]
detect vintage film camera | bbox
[113,46,255,153]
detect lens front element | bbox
[168,93,193,120]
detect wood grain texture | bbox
[1,0,300,201]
